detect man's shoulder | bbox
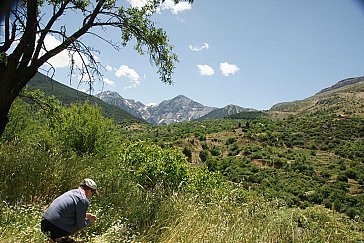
[64,188,89,204]
[62,188,80,196]
[61,188,83,199]
[69,189,80,194]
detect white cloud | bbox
[126,0,191,14]
[40,35,91,69]
[105,65,113,71]
[220,62,240,76]
[189,42,209,52]
[103,77,116,86]
[197,64,214,76]
[124,81,140,90]
[159,0,192,14]
[114,65,141,89]
[126,0,151,9]
[115,65,140,81]
[42,35,72,68]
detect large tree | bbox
[0,0,192,137]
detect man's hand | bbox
[86,213,97,222]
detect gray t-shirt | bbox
[43,188,91,233]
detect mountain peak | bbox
[170,95,193,102]
[97,90,123,99]
[96,91,145,119]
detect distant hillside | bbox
[270,76,364,117]
[28,72,144,124]
[197,105,255,120]
[228,110,268,120]
[317,76,364,94]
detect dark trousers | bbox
[41,218,71,240]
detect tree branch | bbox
[32,0,71,63]
[34,0,106,69]
[16,1,38,70]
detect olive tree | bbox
[0,0,192,136]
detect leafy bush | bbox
[210,146,221,156]
[226,137,237,145]
[182,145,192,159]
[50,102,121,156]
[119,142,190,191]
[199,149,210,162]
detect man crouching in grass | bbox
[41,179,98,242]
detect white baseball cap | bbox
[80,178,99,195]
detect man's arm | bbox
[76,200,90,230]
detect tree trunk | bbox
[0,85,14,138]
[0,68,38,138]
[0,101,12,137]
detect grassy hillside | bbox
[28,72,144,125]
[196,105,255,120]
[270,76,364,117]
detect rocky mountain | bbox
[96,91,146,119]
[96,92,218,125]
[197,105,256,120]
[145,95,217,124]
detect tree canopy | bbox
[0,0,192,136]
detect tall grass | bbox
[0,141,97,203]
[139,191,364,243]
[1,189,363,242]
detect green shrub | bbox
[51,102,121,156]
[199,149,210,162]
[119,142,190,191]
[226,137,237,145]
[182,145,192,158]
[210,146,221,156]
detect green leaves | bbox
[50,101,121,156]
[120,141,189,190]
[117,6,178,84]
[71,0,90,11]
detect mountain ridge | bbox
[28,72,364,124]
[197,104,256,120]
[270,76,364,116]
[97,92,219,124]
[316,76,364,95]
[28,73,144,124]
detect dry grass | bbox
[139,192,364,243]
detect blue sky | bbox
[39,0,364,110]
